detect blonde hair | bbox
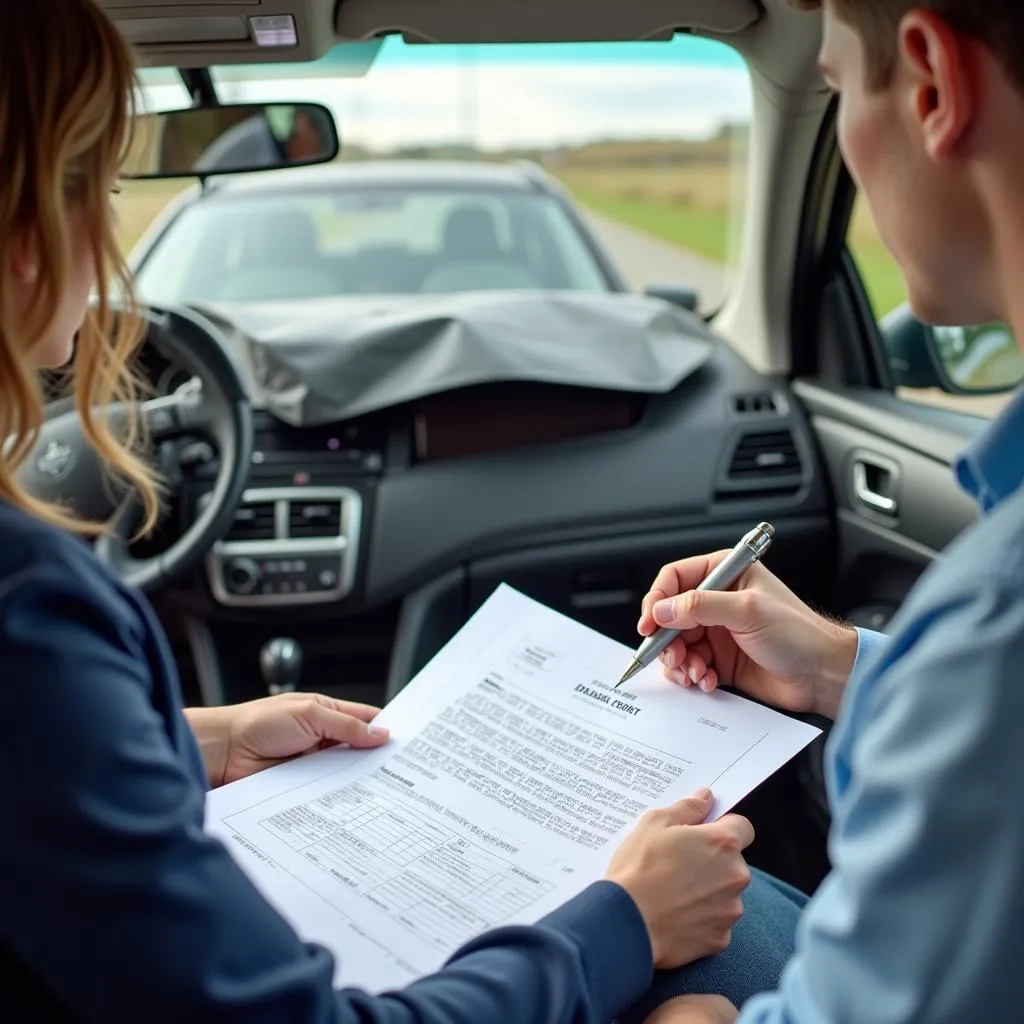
[0,0,160,535]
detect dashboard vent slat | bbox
[223,501,276,542]
[289,500,342,539]
[728,430,801,479]
[732,391,780,415]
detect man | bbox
[640,1,1024,1021]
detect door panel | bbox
[795,379,981,624]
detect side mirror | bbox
[644,284,700,313]
[880,304,1024,395]
[123,102,339,180]
[931,322,1024,394]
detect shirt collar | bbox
[955,386,1024,512]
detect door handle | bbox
[852,459,898,516]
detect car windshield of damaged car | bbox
[128,36,751,312]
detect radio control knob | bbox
[225,557,260,596]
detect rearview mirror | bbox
[123,102,339,180]
[880,304,1024,395]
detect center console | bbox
[191,410,391,611]
[172,411,396,708]
[206,485,363,606]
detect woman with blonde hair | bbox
[0,3,796,1022]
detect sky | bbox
[140,35,752,151]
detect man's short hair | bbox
[794,1,1024,90]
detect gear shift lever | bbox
[260,637,303,695]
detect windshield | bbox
[135,186,612,304]
[128,37,751,313]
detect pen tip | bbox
[615,660,643,689]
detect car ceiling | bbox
[98,0,823,92]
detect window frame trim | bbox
[789,95,895,392]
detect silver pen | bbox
[615,522,775,689]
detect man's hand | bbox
[638,551,859,720]
[185,694,389,788]
[605,789,753,969]
[643,995,739,1024]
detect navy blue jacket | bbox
[0,500,652,1022]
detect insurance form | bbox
[206,585,820,992]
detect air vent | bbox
[728,430,802,479]
[733,391,780,415]
[289,500,342,539]
[224,502,276,542]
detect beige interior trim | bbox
[713,1,830,373]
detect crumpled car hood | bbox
[195,290,715,426]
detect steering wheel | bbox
[17,305,253,592]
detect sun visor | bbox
[102,0,355,70]
[336,0,762,44]
[195,292,715,426]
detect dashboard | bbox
[136,335,834,713]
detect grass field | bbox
[566,184,735,264]
[554,166,908,317]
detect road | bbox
[583,211,728,311]
[586,209,1012,420]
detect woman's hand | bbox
[638,551,859,720]
[642,995,739,1024]
[605,789,753,970]
[185,694,389,788]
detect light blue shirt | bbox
[742,387,1024,1023]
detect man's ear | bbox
[898,10,980,160]
[9,225,39,284]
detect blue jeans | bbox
[617,869,807,1023]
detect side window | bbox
[850,194,1023,418]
